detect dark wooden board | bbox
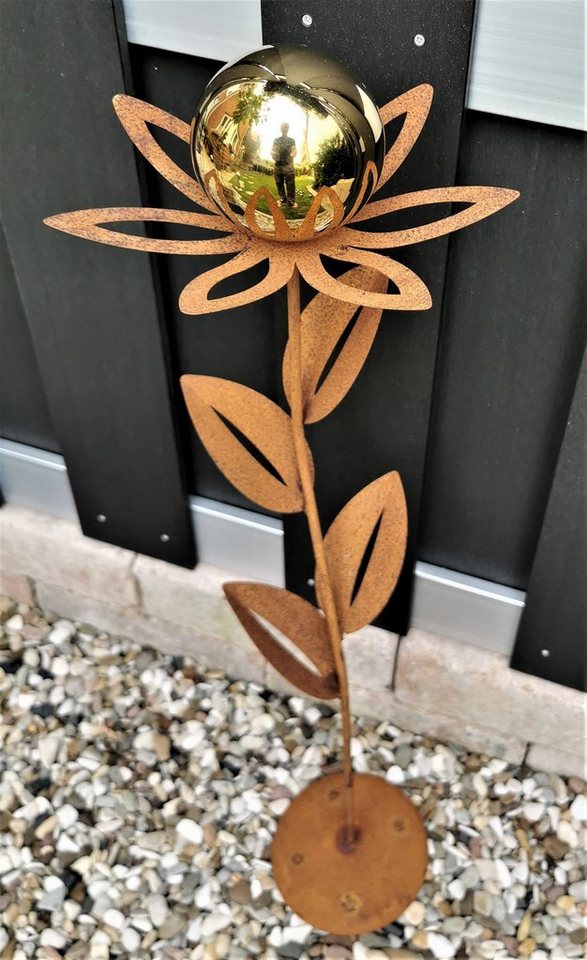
[262,0,477,633]
[0,0,195,565]
[510,347,586,692]
[0,220,59,452]
[419,112,586,589]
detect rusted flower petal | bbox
[297,246,432,311]
[43,207,243,255]
[348,186,520,246]
[113,94,217,212]
[179,243,294,314]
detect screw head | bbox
[96,514,107,523]
[414,34,425,47]
[307,577,315,587]
[540,648,551,658]
[302,13,313,27]
[160,533,170,543]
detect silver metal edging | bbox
[0,438,524,654]
[0,438,78,520]
[122,0,586,132]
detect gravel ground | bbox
[0,597,585,960]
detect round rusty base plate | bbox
[271,771,428,935]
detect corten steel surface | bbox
[44,46,519,933]
[271,772,428,935]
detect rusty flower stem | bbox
[286,267,354,810]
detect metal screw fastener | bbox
[291,852,304,865]
[302,13,313,27]
[307,577,315,587]
[414,34,425,47]
[160,533,170,543]
[540,649,551,658]
[96,514,107,523]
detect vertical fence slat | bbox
[261,0,476,633]
[510,347,586,691]
[0,0,195,566]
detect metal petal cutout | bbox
[179,244,294,314]
[348,186,521,244]
[318,471,408,633]
[224,582,339,700]
[375,84,434,193]
[297,246,432,311]
[112,94,218,211]
[43,207,244,254]
[180,375,312,513]
[282,266,386,424]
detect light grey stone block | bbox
[34,580,265,685]
[350,684,527,764]
[133,555,243,639]
[343,625,398,690]
[0,569,35,605]
[0,505,137,606]
[395,628,586,753]
[526,742,587,780]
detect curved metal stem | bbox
[286,267,354,800]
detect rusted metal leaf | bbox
[224,582,340,699]
[178,241,294,315]
[112,94,217,211]
[376,84,434,192]
[318,471,408,633]
[297,245,432,312]
[180,375,312,513]
[43,206,242,253]
[282,266,387,423]
[349,185,521,239]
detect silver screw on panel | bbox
[414,34,425,47]
[96,514,107,523]
[302,14,313,27]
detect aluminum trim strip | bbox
[0,438,525,653]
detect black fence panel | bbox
[1,0,195,566]
[419,112,586,590]
[127,45,283,512]
[0,221,59,453]
[511,347,586,692]
[262,0,477,633]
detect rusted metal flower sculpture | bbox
[45,44,519,935]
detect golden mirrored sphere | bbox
[191,45,385,242]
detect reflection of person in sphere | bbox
[272,122,297,208]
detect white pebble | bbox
[56,803,79,831]
[5,614,24,632]
[40,929,67,949]
[176,817,203,848]
[201,911,232,937]
[48,620,76,645]
[570,793,587,822]
[401,899,425,925]
[147,893,168,927]
[428,932,457,959]
[103,908,125,930]
[557,820,578,847]
[385,765,405,784]
[121,927,141,952]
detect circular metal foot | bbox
[271,771,428,935]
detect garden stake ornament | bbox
[45,45,519,935]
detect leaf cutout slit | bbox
[252,613,323,677]
[211,258,270,299]
[320,254,401,295]
[350,512,383,606]
[214,410,286,485]
[314,305,361,393]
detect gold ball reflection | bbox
[191,45,384,242]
